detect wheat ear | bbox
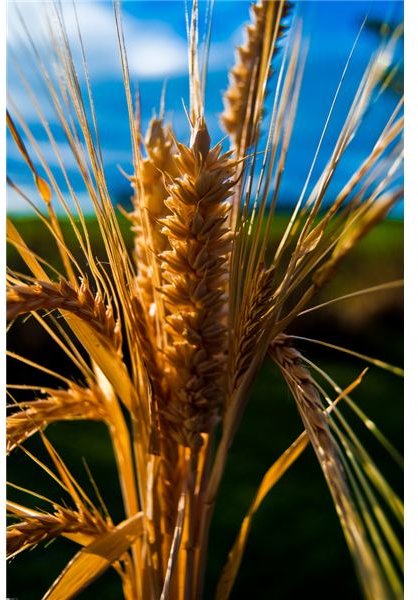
[7,279,121,350]
[131,117,176,319]
[229,265,276,393]
[221,0,291,153]
[7,501,110,559]
[270,335,391,600]
[159,118,235,449]
[7,385,107,454]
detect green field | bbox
[7,215,403,599]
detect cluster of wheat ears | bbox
[6,0,404,598]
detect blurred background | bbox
[7,0,404,214]
[7,1,403,598]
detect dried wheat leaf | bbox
[7,218,48,280]
[71,317,135,412]
[215,432,308,600]
[43,511,144,600]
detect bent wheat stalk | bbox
[270,336,399,600]
[7,500,111,559]
[7,279,121,350]
[7,384,107,454]
[6,1,403,599]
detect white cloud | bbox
[7,1,189,80]
[6,0,236,213]
[125,22,189,78]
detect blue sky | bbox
[6,0,403,214]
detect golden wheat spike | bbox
[7,279,121,351]
[131,118,176,318]
[158,118,235,449]
[221,0,291,154]
[7,501,110,559]
[7,385,107,454]
[229,265,276,393]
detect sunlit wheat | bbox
[6,1,403,599]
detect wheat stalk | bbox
[269,335,395,600]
